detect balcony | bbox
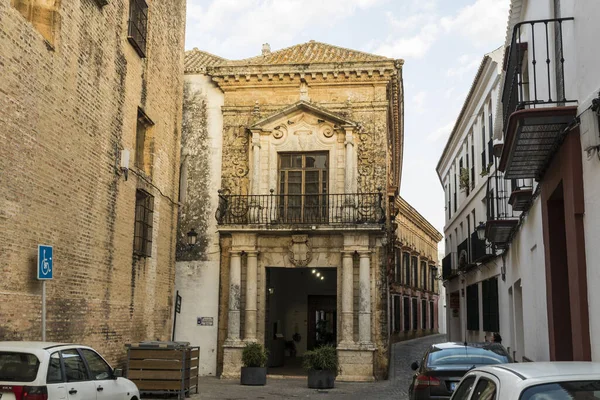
[470,231,494,263]
[485,171,519,247]
[499,17,577,180]
[442,252,458,280]
[215,191,385,229]
[457,238,470,270]
[508,178,534,211]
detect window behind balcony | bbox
[134,189,153,257]
[279,152,328,223]
[128,0,148,57]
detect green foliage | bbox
[302,345,338,371]
[242,342,268,368]
[459,167,470,192]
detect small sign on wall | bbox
[197,317,214,326]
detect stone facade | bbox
[390,197,443,342]
[0,0,186,366]
[177,42,403,381]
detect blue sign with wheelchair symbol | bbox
[37,245,53,280]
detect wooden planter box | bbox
[125,342,199,399]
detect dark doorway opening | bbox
[265,267,337,376]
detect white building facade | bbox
[440,0,600,363]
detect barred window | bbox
[421,299,426,330]
[134,190,153,257]
[403,253,410,285]
[393,296,401,333]
[482,277,500,332]
[128,0,148,58]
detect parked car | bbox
[0,342,140,400]
[450,362,600,400]
[408,342,512,400]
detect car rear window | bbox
[0,352,40,382]
[520,380,600,400]
[427,347,510,366]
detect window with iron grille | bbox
[394,248,401,283]
[403,252,410,285]
[429,301,434,330]
[482,277,500,332]
[403,297,410,331]
[128,0,148,58]
[430,266,436,293]
[467,284,479,330]
[411,256,418,287]
[393,296,401,333]
[421,261,427,290]
[421,299,426,330]
[134,190,153,257]
[412,298,418,331]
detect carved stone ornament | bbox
[273,124,286,139]
[288,235,313,267]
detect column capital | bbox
[358,251,372,258]
[341,250,356,257]
[246,250,259,256]
[229,250,243,256]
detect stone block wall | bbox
[0,0,186,366]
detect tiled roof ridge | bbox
[236,40,392,64]
[186,47,227,61]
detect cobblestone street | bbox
[164,334,446,400]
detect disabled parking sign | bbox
[37,245,53,280]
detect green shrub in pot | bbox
[303,345,338,389]
[240,342,268,385]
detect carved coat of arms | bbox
[288,235,312,267]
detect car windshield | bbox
[520,380,600,400]
[427,346,509,366]
[0,352,40,382]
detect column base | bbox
[221,342,245,379]
[336,347,376,382]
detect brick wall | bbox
[0,0,186,366]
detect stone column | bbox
[244,251,258,341]
[226,251,242,343]
[251,131,261,195]
[358,251,372,344]
[340,251,355,345]
[344,129,355,194]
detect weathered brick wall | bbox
[0,0,186,366]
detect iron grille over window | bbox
[412,298,418,331]
[421,299,426,330]
[128,0,148,58]
[393,296,401,333]
[429,301,434,330]
[411,256,418,287]
[134,190,153,257]
[403,253,410,285]
[482,277,500,332]
[403,297,410,331]
[466,284,479,330]
[421,261,427,290]
[394,248,401,283]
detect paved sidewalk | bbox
[143,334,447,400]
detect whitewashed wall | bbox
[175,74,224,376]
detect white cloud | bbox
[411,91,427,114]
[186,0,386,55]
[440,0,510,46]
[374,23,439,59]
[446,53,481,79]
[427,121,455,143]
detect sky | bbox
[184,0,511,236]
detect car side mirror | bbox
[113,368,123,378]
[411,362,419,371]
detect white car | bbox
[450,362,600,400]
[0,342,140,400]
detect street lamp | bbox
[476,222,486,241]
[187,228,198,246]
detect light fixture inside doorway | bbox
[320,276,324,280]
[312,269,316,274]
[316,272,321,277]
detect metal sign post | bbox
[37,245,53,341]
[172,291,182,341]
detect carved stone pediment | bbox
[288,234,312,267]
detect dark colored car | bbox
[408,342,512,400]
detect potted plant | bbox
[240,342,268,386]
[303,345,338,389]
[459,167,470,192]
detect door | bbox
[279,152,328,223]
[46,351,68,400]
[307,295,337,350]
[61,349,97,400]
[79,349,122,400]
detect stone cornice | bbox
[397,197,443,242]
[205,60,401,88]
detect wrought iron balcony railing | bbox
[502,17,576,133]
[508,178,534,211]
[442,252,457,280]
[470,231,494,264]
[485,171,519,246]
[215,191,385,226]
